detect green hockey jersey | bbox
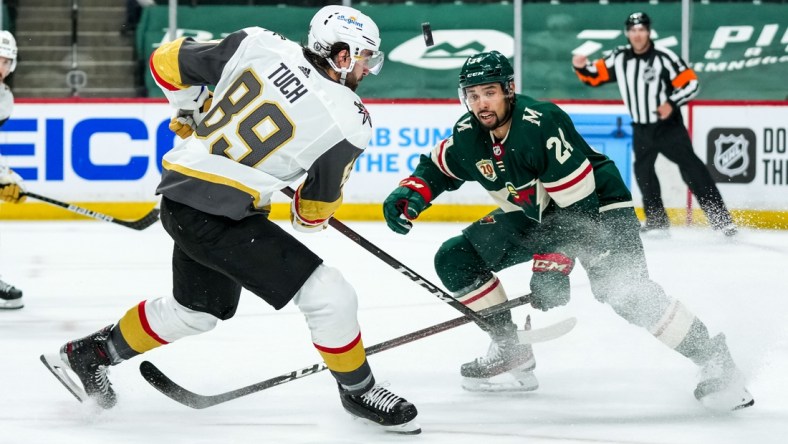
[413,94,633,224]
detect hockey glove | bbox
[169,91,213,139]
[382,177,432,235]
[529,253,574,311]
[289,191,330,234]
[0,160,25,204]
[0,183,25,203]
[290,210,329,233]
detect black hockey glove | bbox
[529,253,574,311]
[382,177,432,235]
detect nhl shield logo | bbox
[706,128,755,183]
[713,133,749,178]
[643,65,657,83]
[476,159,497,181]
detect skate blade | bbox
[383,419,422,435]
[349,415,422,435]
[40,353,88,403]
[699,388,755,412]
[462,371,539,393]
[0,299,24,309]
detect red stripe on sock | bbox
[137,301,169,345]
[313,332,361,354]
[461,278,500,306]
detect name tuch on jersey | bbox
[268,62,308,104]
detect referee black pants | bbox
[632,113,733,230]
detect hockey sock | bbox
[107,324,138,363]
[649,299,715,364]
[454,275,517,342]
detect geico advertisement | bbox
[691,103,788,210]
[2,101,637,204]
[1,102,175,202]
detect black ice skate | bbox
[339,384,421,434]
[0,278,23,309]
[694,334,754,411]
[640,222,670,238]
[40,325,117,409]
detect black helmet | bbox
[625,12,651,30]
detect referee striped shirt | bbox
[573,44,699,124]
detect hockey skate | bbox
[720,223,738,237]
[461,316,539,392]
[339,384,421,434]
[461,341,538,392]
[40,325,117,409]
[640,222,670,238]
[0,278,23,309]
[694,334,754,412]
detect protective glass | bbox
[461,85,505,106]
[355,50,385,75]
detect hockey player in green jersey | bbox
[383,51,753,411]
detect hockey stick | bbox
[21,191,160,230]
[140,295,576,409]
[284,187,499,329]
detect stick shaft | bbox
[22,191,159,230]
[140,294,532,409]
[283,187,492,327]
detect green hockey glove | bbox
[529,253,574,311]
[383,177,432,235]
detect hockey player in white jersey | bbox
[0,30,24,309]
[0,152,25,310]
[41,6,420,434]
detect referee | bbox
[572,12,736,237]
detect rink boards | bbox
[0,99,785,228]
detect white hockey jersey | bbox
[150,27,372,223]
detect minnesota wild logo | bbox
[389,30,513,69]
[506,181,536,206]
[423,41,485,59]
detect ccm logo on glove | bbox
[532,253,574,275]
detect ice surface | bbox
[1,220,786,443]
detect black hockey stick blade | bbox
[140,360,328,409]
[22,191,160,230]
[140,294,576,409]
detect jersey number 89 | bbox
[196,69,295,168]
